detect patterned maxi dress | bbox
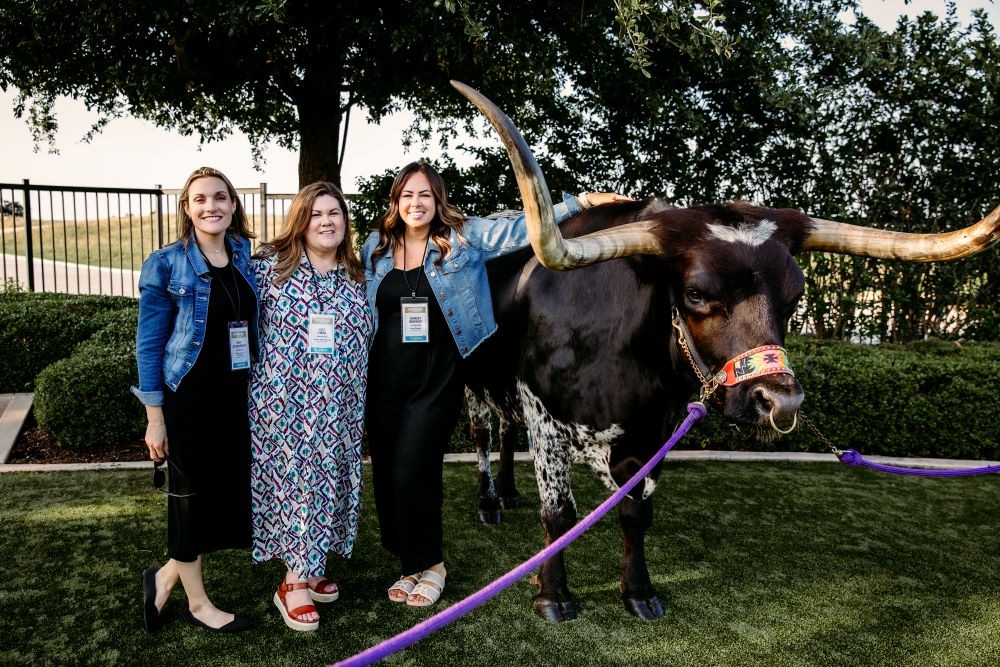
[249,254,373,577]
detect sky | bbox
[1,0,996,195]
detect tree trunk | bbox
[297,97,343,188]
[296,54,345,188]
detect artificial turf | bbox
[2,460,1000,666]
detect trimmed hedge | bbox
[0,290,136,392]
[33,308,145,450]
[685,336,1000,460]
[460,336,998,460]
[8,288,997,457]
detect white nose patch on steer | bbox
[516,380,658,510]
[707,219,777,246]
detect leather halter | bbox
[670,307,795,405]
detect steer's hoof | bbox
[478,509,502,524]
[500,495,521,510]
[533,598,577,623]
[623,595,664,621]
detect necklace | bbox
[401,234,429,297]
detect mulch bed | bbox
[5,415,146,465]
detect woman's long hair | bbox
[370,162,466,266]
[176,166,254,243]
[255,182,365,285]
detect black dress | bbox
[366,267,464,574]
[161,256,256,562]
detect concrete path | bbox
[1,253,140,297]
[2,448,996,474]
[0,393,32,464]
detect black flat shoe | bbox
[142,567,161,633]
[187,612,254,633]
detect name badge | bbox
[228,320,250,370]
[400,297,429,343]
[308,312,336,354]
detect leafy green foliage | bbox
[689,336,1000,459]
[782,9,1000,342]
[0,1,724,188]
[33,308,143,450]
[1,2,995,344]
[449,335,998,460]
[0,291,135,392]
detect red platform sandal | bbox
[274,581,319,631]
[308,577,340,603]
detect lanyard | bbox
[304,253,340,309]
[201,246,242,319]
[401,235,429,297]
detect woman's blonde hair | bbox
[255,181,365,284]
[176,167,254,243]
[370,162,465,265]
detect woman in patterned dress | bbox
[249,182,372,632]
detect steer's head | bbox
[452,80,1000,437]
[660,204,810,436]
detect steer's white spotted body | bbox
[515,381,657,509]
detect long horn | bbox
[803,205,1000,261]
[451,80,664,269]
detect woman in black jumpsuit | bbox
[366,266,463,579]
[361,161,614,607]
[134,167,257,633]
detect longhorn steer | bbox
[452,81,1000,622]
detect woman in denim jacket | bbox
[133,167,259,634]
[362,161,627,607]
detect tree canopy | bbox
[1,0,996,341]
[0,0,728,188]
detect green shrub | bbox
[686,336,1000,459]
[0,291,136,391]
[458,336,998,460]
[33,309,144,450]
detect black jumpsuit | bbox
[161,257,255,561]
[365,266,464,574]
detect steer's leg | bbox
[496,416,522,509]
[466,388,502,524]
[530,436,578,622]
[612,457,664,620]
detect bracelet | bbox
[147,421,165,427]
[577,192,592,209]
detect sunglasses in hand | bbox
[153,459,196,498]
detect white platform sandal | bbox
[387,574,420,603]
[406,568,446,607]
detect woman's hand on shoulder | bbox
[579,192,635,208]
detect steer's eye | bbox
[685,288,706,305]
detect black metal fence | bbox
[0,180,296,297]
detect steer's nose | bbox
[751,382,803,433]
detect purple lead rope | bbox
[331,402,708,667]
[837,449,1000,476]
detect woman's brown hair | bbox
[370,162,466,265]
[176,166,254,243]
[255,182,365,284]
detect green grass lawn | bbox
[2,461,1000,666]
[1,215,164,271]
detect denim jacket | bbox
[361,193,583,358]
[131,233,260,406]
